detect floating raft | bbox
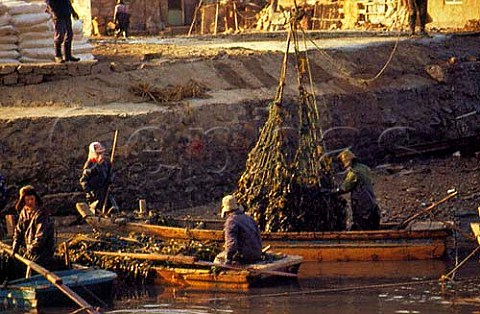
[0,268,117,310]
[77,203,451,262]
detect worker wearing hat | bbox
[335,149,381,230]
[214,195,263,265]
[11,185,55,267]
[80,142,117,213]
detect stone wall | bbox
[0,61,97,86]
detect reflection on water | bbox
[6,260,480,313]
[107,259,480,314]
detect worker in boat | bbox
[80,141,118,214]
[11,185,55,268]
[214,195,263,265]
[333,149,381,230]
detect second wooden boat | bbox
[0,268,117,310]
[77,203,451,262]
[152,254,303,290]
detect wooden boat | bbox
[77,203,451,262]
[152,254,303,290]
[0,268,117,310]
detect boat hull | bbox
[0,268,117,310]
[77,203,451,262]
[152,254,302,289]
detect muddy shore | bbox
[0,32,480,238]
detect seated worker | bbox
[334,149,381,230]
[214,195,263,265]
[11,185,55,268]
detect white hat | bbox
[221,195,244,218]
[88,142,106,160]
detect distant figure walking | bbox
[406,0,427,36]
[45,0,80,63]
[80,142,117,213]
[114,0,130,39]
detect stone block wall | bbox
[0,61,97,86]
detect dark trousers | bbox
[407,0,427,33]
[53,18,73,45]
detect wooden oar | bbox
[92,251,196,264]
[397,191,458,229]
[194,261,299,278]
[0,242,99,314]
[92,251,297,278]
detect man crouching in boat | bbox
[214,195,263,265]
[335,149,381,231]
[11,185,55,268]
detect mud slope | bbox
[0,33,479,216]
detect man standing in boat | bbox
[333,149,381,230]
[80,141,117,214]
[214,195,263,265]
[11,185,55,268]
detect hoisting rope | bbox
[297,0,410,84]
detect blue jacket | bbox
[224,210,262,263]
[46,0,74,19]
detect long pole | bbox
[102,130,119,214]
[397,191,458,229]
[0,242,99,314]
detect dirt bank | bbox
[0,33,480,232]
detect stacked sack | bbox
[8,0,53,63]
[0,0,95,64]
[0,1,19,64]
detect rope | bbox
[301,0,410,84]
[210,278,444,301]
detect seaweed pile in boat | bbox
[62,233,222,283]
[235,17,346,232]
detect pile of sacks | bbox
[0,0,94,64]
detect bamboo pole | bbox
[0,242,99,314]
[102,129,119,214]
[397,191,458,229]
[188,0,203,36]
[214,1,219,35]
[93,251,297,278]
[194,260,298,278]
[93,251,196,264]
[233,1,239,32]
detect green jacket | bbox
[340,160,380,230]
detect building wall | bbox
[73,0,92,36]
[428,0,480,29]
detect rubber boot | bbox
[54,42,64,63]
[64,41,80,62]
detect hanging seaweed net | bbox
[235,12,346,232]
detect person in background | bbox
[113,0,130,39]
[214,195,263,265]
[80,142,117,213]
[406,0,427,36]
[46,0,80,63]
[11,186,55,268]
[334,149,381,230]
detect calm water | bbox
[6,259,480,313]
[106,259,480,314]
